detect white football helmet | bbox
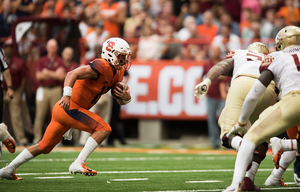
[275,26,300,51]
[102,37,132,70]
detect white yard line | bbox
[0,156,236,163]
[16,168,293,176]
[110,178,148,181]
[35,176,74,179]
[185,180,223,183]
[142,187,300,192]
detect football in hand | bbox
[111,82,127,100]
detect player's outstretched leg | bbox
[0,123,16,153]
[0,144,41,180]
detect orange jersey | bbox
[197,24,218,44]
[71,58,124,109]
[100,2,120,37]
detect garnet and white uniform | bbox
[245,46,300,145]
[219,49,277,138]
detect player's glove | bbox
[194,78,212,101]
[226,121,248,138]
[63,128,74,140]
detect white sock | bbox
[280,151,296,168]
[6,149,34,173]
[271,151,296,180]
[281,139,297,151]
[245,161,259,181]
[231,136,242,151]
[232,138,256,186]
[75,137,98,164]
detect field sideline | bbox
[0,146,299,192]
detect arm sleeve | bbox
[238,79,267,124]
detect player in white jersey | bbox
[222,26,300,192]
[195,42,277,191]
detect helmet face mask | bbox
[275,26,300,51]
[102,38,132,70]
[246,42,269,54]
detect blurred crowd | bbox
[0,0,299,147]
[1,0,300,61]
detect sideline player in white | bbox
[222,26,300,192]
[195,42,277,191]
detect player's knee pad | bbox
[221,133,233,149]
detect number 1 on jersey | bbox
[291,54,300,71]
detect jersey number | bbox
[291,54,300,71]
[246,53,263,61]
[106,41,115,52]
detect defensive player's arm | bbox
[194,58,234,100]
[206,58,234,81]
[59,65,98,110]
[238,70,273,124]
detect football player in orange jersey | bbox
[0,38,132,180]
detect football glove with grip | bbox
[63,128,74,140]
[194,78,212,101]
[226,121,248,138]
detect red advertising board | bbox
[120,60,208,120]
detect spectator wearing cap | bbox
[2,39,28,145]
[0,0,17,38]
[84,21,110,62]
[33,39,66,144]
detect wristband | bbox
[123,98,131,104]
[63,86,72,97]
[7,85,14,90]
[203,78,212,87]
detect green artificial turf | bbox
[0,149,299,192]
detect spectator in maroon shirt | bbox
[33,39,66,144]
[200,45,229,149]
[2,38,28,145]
